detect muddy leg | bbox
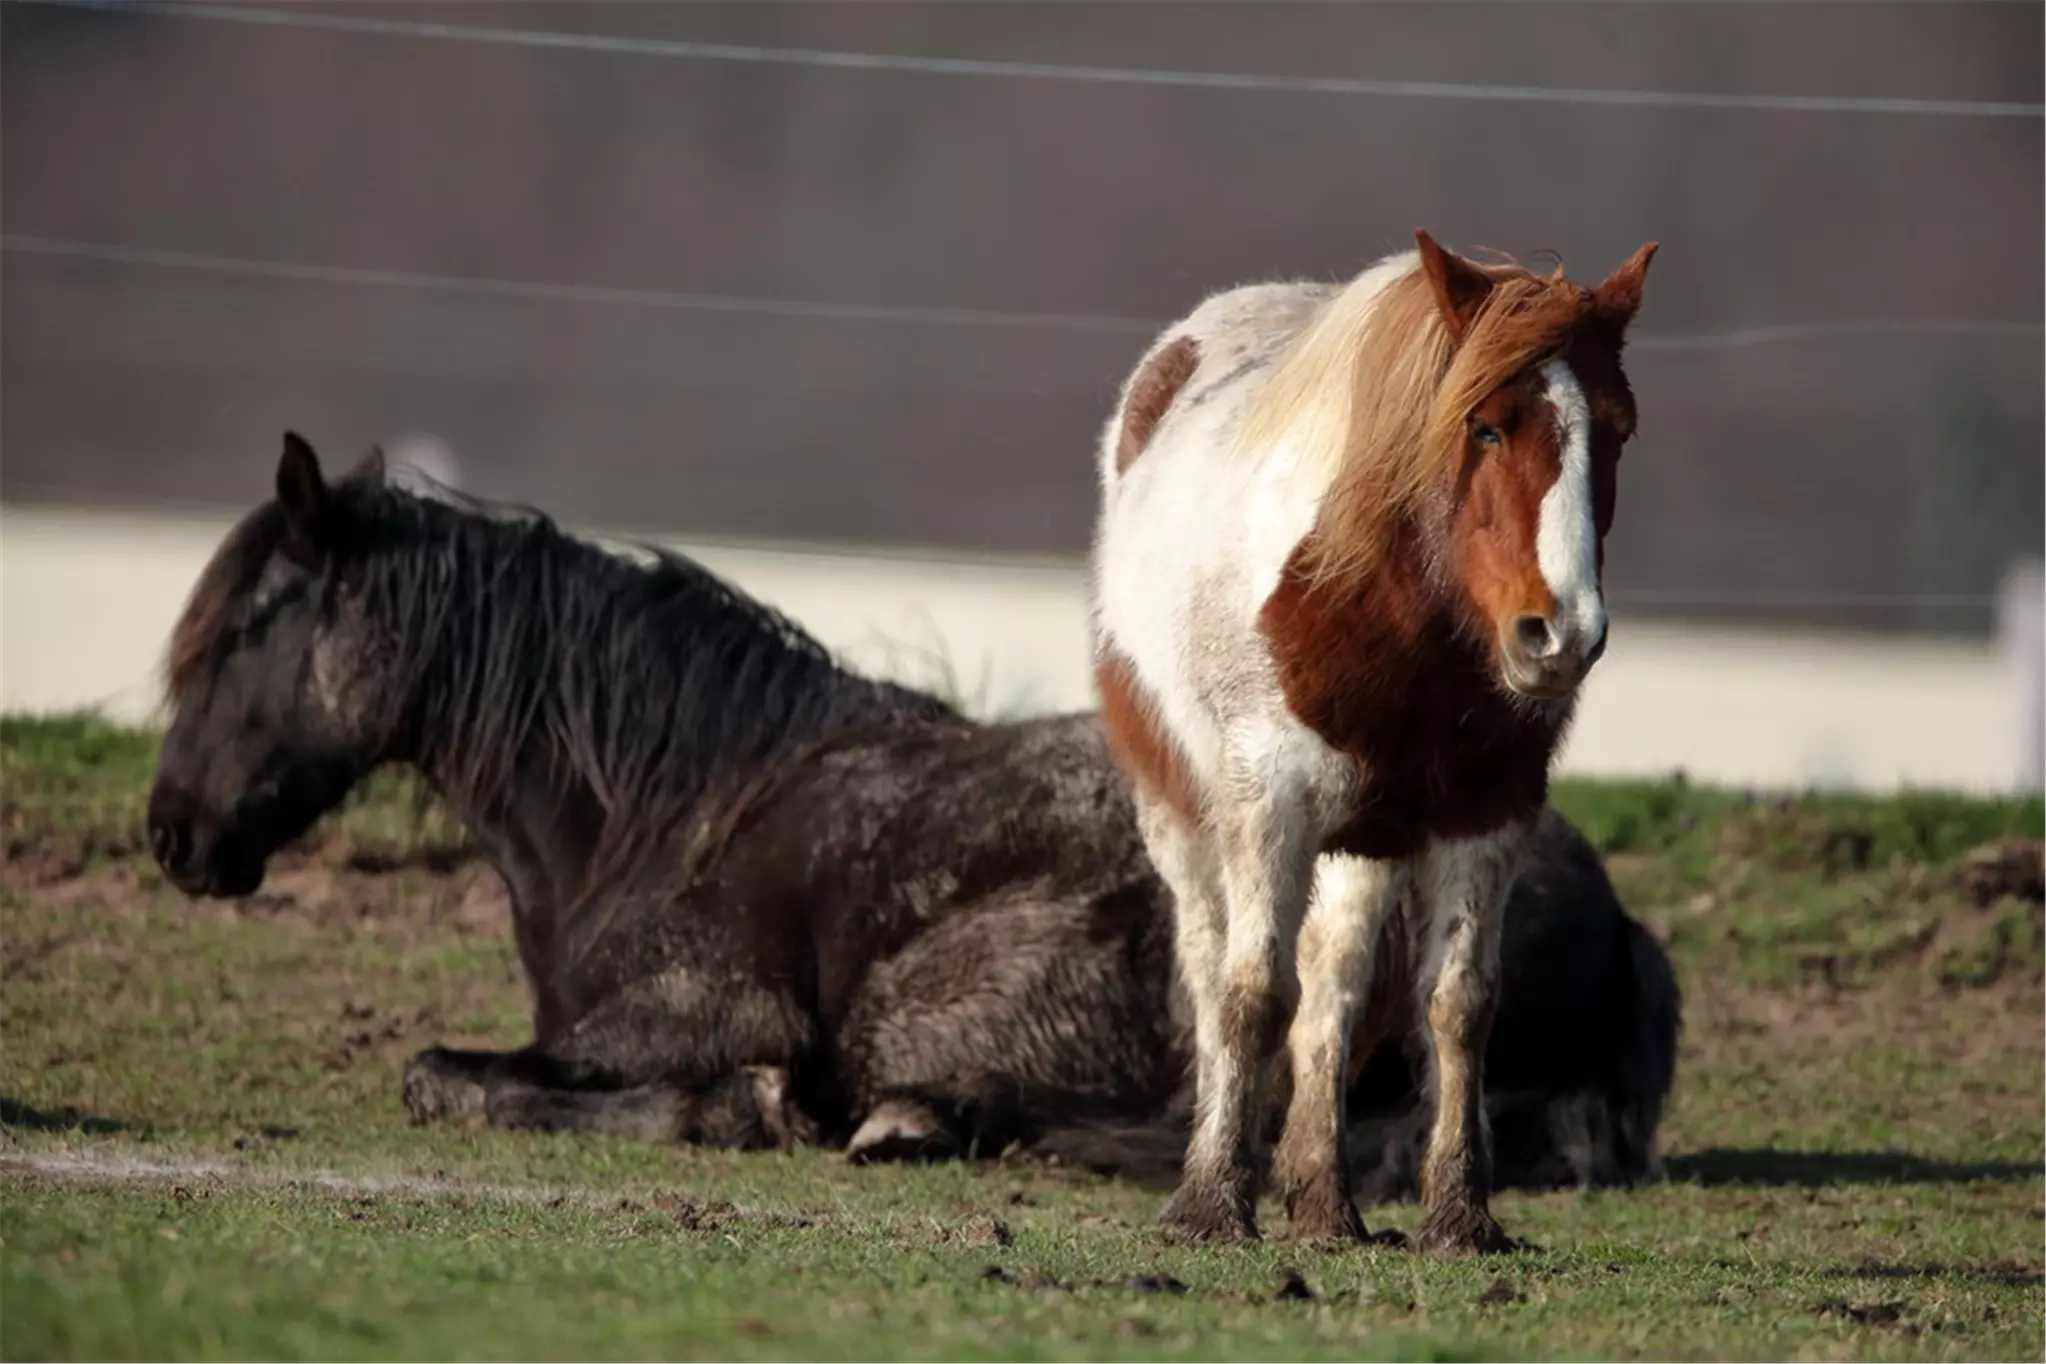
[1137,800,1243,1242]
[1414,824,1530,1256]
[1160,792,1312,1244]
[1273,854,1407,1243]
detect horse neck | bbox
[399,700,604,1026]
[385,523,952,933]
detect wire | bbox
[7,234,2041,352]
[0,235,1159,334]
[15,0,2043,120]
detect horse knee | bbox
[1425,959,1498,1049]
[1220,973,1292,1066]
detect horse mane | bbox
[1234,248,1594,583]
[165,479,960,892]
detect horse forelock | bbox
[161,501,292,708]
[1257,252,1598,586]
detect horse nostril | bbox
[150,817,191,873]
[1513,614,1556,661]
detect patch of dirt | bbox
[2,844,528,1128]
[4,847,512,952]
[1678,964,2044,1080]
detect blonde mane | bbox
[1235,250,1593,582]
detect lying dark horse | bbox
[147,435,1681,1205]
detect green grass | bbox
[3,713,2042,1361]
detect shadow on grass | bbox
[1669,1147,2040,1188]
[0,1097,142,1137]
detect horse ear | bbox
[276,430,332,566]
[348,446,388,487]
[1414,229,1494,342]
[1594,242,1659,338]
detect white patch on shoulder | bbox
[1535,361,1605,650]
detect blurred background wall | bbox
[3,1,2041,789]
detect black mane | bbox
[335,480,959,882]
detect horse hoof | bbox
[844,1099,954,1164]
[1279,1183,1371,1245]
[1158,1183,1258,1245]
[401,1049,486,1127]
[1415,1206,1517,1257]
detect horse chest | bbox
[1259,551,1563,861]
[1315,692,1559,860]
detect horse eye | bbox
[1472,423,1503,448]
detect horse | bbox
[146,433,1677,1204]
[1090,230,1657,1253]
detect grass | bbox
[3,713,2042,1361]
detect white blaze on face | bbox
[1535,360,1606,654]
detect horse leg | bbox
[469,970,816,1149]
[483,1062,814,1149]
[840,883,1165,1167]
[1161,790,1313,1243]
[1272,853,1408,1243]
[1140,799,1245,1242]
[1413,822,1532,1255]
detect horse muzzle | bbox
[146,799,267,899]
[1498,611,1608,700]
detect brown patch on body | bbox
[1258,532,1564,860]
[1094,650,1201,823]
[1115,336,1201,473]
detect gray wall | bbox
[5,0,2041,634]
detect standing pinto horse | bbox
[1091,231,1657,1253]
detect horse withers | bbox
[145,433,1677,1207]
[1091,231,1657,1252]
